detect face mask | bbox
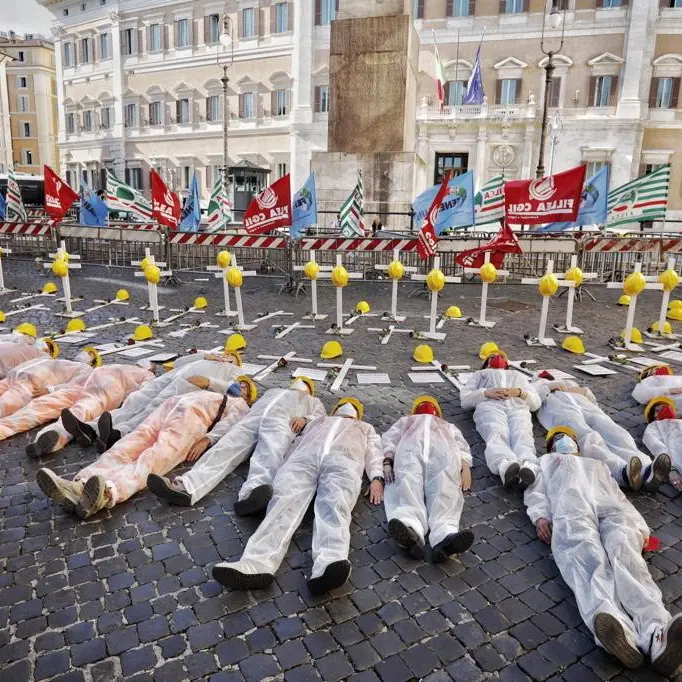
[73,351,91,365]
[335,403,358,418]
[290,379,308,393]
[655,405,677,421]
[226,382,242,397]
[553,435,578,455]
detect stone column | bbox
[475,126,488,186]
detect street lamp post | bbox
[548,113,563,175]
[536,1,566,179]
[218,15,235,196]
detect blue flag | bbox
[0,193,5,220]
[411,171,475,235]
[291,173,317,239]
[537,166,610,232]
[179,173,201,232]
[79,183,108,226]
[462,47,484,105]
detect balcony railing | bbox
[416,100,536,122]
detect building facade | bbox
[39,0,682,224]
[0,33,59,174]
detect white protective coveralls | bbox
[643,419,682,475]
[0,331,37,346]
[215,415,382,579]
[178,386,326,505]
[632,375,682,411]
[0,342,47,379]
[382,414,473,547]
[534,378,651,482]
[0,358,92,423]
[74,391,249,506]
[30,365,153,453]
[460,368,541,480]
[90,353,241,437]
[524,436,670,655]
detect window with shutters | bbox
[149,24,161,52]
[206,95,220,121]
[22,149,33,166]
[126,167,142,189]
[21,121,31,137]
[176,99,190,124]
[586,160,608,177]
[240,92,256,119]
[17,76,27,88]
[601,0,622,7]
[316,0,339,25]
[208,14,221,44]
[17,51,25,62]
[100,33,110,59]
[592,75,613,106]
[434,153,468,184]
[498,78,519,104]
[546,76,561,108]
[66,113,75,134]
[101,107,112,129]
[449,0,472,16]
[273,89,288,117]
[668,0,682,7]
[18,95,29,112]
[83,110,93,131]
[315,85,329,112]
[63,43,73,67]
[176,19,189,48]
[501,0,526,13]
[412,0,424,18]
[124,103,137,127]
[274,3,289,33]
[655,77,677,108]
[445,80,466,106]
[242,8,256,38]
[122,28,135,55]
[182,166,191,190]
[80,38,90,63]
[277,162,288,178]
[149,101,163,126]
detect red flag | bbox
[455,219,522,269]
[417,174,450,261]
[505,165,586,225]
[43,165,78,221]
[244,175,291,235]
[150,169,181,230]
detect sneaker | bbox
[97,413,121,452]
[387,518,425,560]
[307,559,352,595]
[627,457,643,492]
[431,530,475,563]
[36,468,83,513]
[644,454,671,492]
[76,475,108,519]
[233,484,274,517]
[651,613,682,677]
[518,466,536,488]
[147,474,192,506]
[61,408,98,447]
[502,462,520,487]
[212,563,274,591]
[594,612,643,669]
[26,430,59,459]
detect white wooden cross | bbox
[96,338,166,358]
[82,297,129,315]
[254,351,313,381]
[316,357,378,393]
[44,241,83,318]
[156,305,206,328]
[606,262,663,351]
[207,254,236,318]
[580,352,641,374]
[521,260,574,347]
[367,325,413,345]
[295,251,331,321]
[2,303,51,318]
[411,256,461,341]
[553,256,598,335]
[253,310,294,324]
[0,245,13,294]
[344,308,378,326]
[375,249,417,322]
[464,252,509,329]
[54,317,143,339]
[132,249,171,323]
[226,254,257,331]
[647,257,678,339]
[272,321,315,339]
[319,254,363,335]
[410,360,471,389]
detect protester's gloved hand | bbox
[226,382,242,397]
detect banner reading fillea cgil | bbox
[244,175,291,235]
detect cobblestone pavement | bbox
[0,260,680,682]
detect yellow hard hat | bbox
[82,346,102,368]
[216,250,232,269]
[426,268,445,293]
[623,271,646,297]
[66,319,87,333]
[42,338,59,358]
[659,269,679,294]
[291,376,315,396]
[52,259,68,278]
[620,328,643,344]
[387,260,404,280]
[565,266,584,287]
[545,425,577,451]
[538,273,559,297]
[356,301,370,315]
[618,295,631,306]
[116,289,130,302]
[411,395,442,418]
[562,335,585,355]
[321,340,343,360]
[222,349,243,366]
[480,262,497,284]
[649,320,673,335]
[644,396,676,424]
[445,305,462,319]
[413,344,434,364]
[332,396,364,421]
[140,256,151,270]
[226,333,247,352]
[668,307,682,321]
[226,267,243,288]
[235,375,258,405]
[669,299,682,311]
[42,282,58,294]
[479,341,500,360]
[193,296,208,310]
[304,261,320,280]
[162,361,175,372]
[144,264,161,285]
[15,322,38,338]
[132,324,153,342]
[0,311,5,323]
[331,265,349,288]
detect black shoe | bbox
[212,563,274,590]
[503,462,520,487]
[147,474,192,507]
[26,430,59,459]
[61,408,97,447]
[97,412,121,451]
[388,518,425,560]
[594,612,643,670]
[307,559,352,595]
[233,484,274,516]
[645,454,671,491]
[518,466,536,488]
[431,530,475,563]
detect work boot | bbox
[644,453,671,492]
[76,475,109,519]
[431,530,475,564]
[234,484,274,516]
[26,430,59,459]
[97,413,121,453]
[307,559,352,595]
[61,408,98,447]
[518,466,536,488]
[36,468,84,514]
[501,461,520,487]
[651,613,682,677]
[147,474,192,506]
[388,518,425,560]
[624,456,643,491]
[594,612,643,669]
[212,562,274,591]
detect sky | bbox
[0,0,54,37]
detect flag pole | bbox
[454,29,460,107]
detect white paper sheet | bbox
[117,347,156,358]
[408,372,444,384]
[574,364,618,376]
[54,332,94,342]
[292,367,328,381]
[538,369,576,380]
[628,357,662,368]
[357,373,391,385]
[240,363,267,376]
[94,343,123,352]
[146,352,179,363]
[661,350,682,363]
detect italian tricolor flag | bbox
[434,39,446,109]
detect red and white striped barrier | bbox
[661,239,682,254]
[168,233,287,248]
[581,237,657,253]
[0,222,54,236]
[299,237,418,252]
